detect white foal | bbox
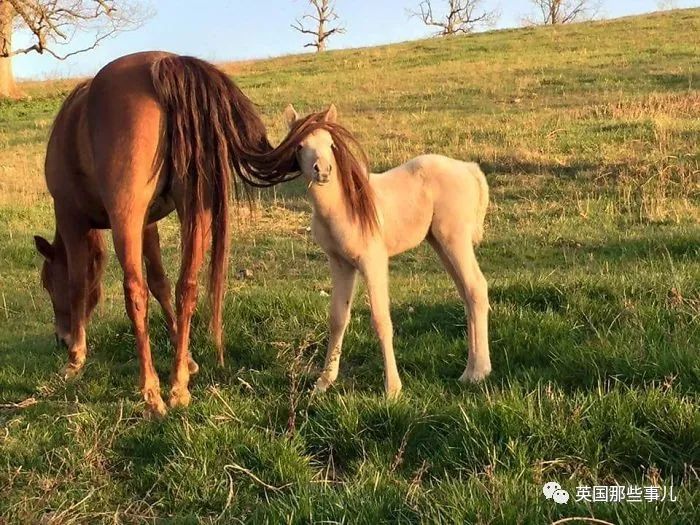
[283,104,491,398]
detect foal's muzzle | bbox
[313,162,332,185]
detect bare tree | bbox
[291,0,345,52]
[411,0,499,36]
[525,0,599,25]
[656,0,679,10]
[0,0,149,98]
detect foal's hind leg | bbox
[428,232,491,382]
[143,223,199,375]
[169,212,210,409]
[315,255,357,393]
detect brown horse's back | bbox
[46,51,176,228]
[45,80,96,217]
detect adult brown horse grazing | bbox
[33,51,339,417]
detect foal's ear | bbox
[324,104,338,123]
[283,104,299,129]
[34,235,54,261]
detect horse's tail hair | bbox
[149,55,272,365]
[471,163,489,246]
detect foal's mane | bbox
[286,111,379,235]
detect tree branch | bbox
[291,0,344,52]
[410,0,499,36]
[2,0,150,59]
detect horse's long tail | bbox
[149,55,277,365]
[471,163,489,246]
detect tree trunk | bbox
[317,19,326,52]
[0,0,18,98]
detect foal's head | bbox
[34,235,71,345]
[283,103,338,186]
[282,104,379,234]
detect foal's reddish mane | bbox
[286,111,379,235]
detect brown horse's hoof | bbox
[143,389,168,419]
[188,359,200,375]
[61,362,84,381]
[169,387,191,409]
[144,402,168,420]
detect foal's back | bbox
[371,154,486,255]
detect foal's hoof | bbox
[313,375,335,394]
[459,364,492,383]
[188,359,200,376]
[169,387,191,409]
[385,383,402,400]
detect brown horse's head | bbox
[34,235,71,346]
[34,232,105,347]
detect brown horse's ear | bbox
[324,104,338,123]
[34,236,54,261]
[283,104,299,130]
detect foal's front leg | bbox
[315,255,357,393]
[361,255,402,398]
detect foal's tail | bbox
[150,55,276,365]
[471,163,489,246]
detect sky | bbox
[11,0,700,79]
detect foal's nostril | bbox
[313,162,320,174]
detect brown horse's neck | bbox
[51,231,67,261]
[52,230,105,292]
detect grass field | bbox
[1,8,699,524]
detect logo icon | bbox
[543,482,570,504]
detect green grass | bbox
[1,8,699,524]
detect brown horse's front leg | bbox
[61,226,91,379]
[112,224,167,418]
[143,223,199,375]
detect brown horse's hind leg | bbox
[143,223,200,376]
[112,220,167,418]
[169,212,211,409]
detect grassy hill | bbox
[1,8,699,524]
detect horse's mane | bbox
[285,111,379,235]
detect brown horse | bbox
[33,51,356,417]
